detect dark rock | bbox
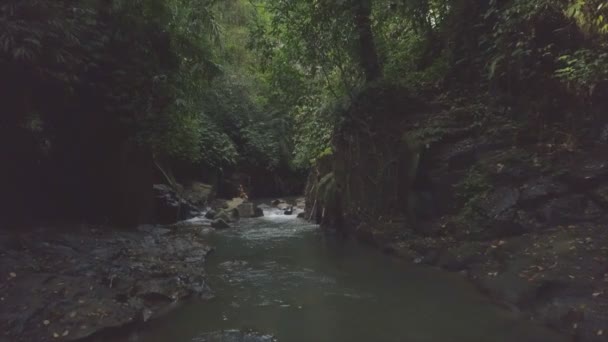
[272,199,290,210]
[204,209,217,219]
[564,155,608,187]
[0,226,212,342]
[436,138,478,169]
[477,187,520,219]
[192,330,275,342]
[284,207,294,215]
[519,178,568,204]
[600,124,608,143]
[253,206,264,218]
[297,212,306,219]
[271,199,285,206]
[437,242,486,271]
[153,184,199,224]
[211,219,230,229]
[221,208,240,222]
[539,195,604,224]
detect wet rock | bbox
[226,197,245,210]
[272,199,290,210]
[192,330,275,342]
[236,202,255,218]
[0,226,212,342]
[205,209,217,219]
[211,219,230,229]
[284,207,294,215]
[153,184,199,224]
[271,199,285,206]
[253,206,264,218]
[437,242,486,271]
[297,212,306,219]
[183,182,214,207]
[216,208,239,223]
[295,197,306,210]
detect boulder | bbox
[477,187,520,219]
[204,209,217,219]
[153,184,199,224]
[183,182,214,207]
[297,212,306,219]
[226,197,245,210]
[284,207,294,215]
[253,206,264,218]
[271,199,285,206]
[272,199,290,210]
[211,219,230,229]
[216,208,239,223]
[236,202,255,218]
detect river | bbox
[117,208,569,342]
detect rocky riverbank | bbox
[304,85,608,342]
[0,224,213,342]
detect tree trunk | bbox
[353,0,382,83]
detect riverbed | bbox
[117,209,570,342]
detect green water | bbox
[119,210,570,342]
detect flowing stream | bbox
[119,209,569,342]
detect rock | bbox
[271,199,285,206]
[216,208,239,222]
[295,197,306,210]
[477,187,520,219]
[284,207,294,215]
[183,182,214,207]
[600,124,608,143]
[153,184,199,224]
[236,202,255,218]
[0,226,212,342]
[192,330,274,342]
[226,197,245,210]
[564,155,608,186]
[204,209,217,219]
[297,212,306,219]
[539,195,604,224]
[253,206,264,218]
[211,219,230,229]
[519,178,567,203]
[272,199,290,210]
[436,138,478,169]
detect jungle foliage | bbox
[2,0,607,222]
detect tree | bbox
[353,0,382,82]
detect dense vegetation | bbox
[2,0,606,225]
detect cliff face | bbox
[307,84,608,341]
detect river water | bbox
[120,209,569,342]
